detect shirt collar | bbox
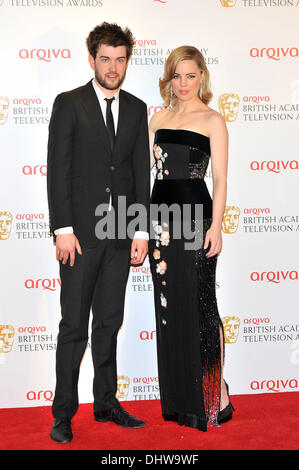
[92,78,120,103]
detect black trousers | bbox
[52,239,131,419]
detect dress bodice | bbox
[153,129,211,181]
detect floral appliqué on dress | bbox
[152,220,170,314]
[153,144,169,179]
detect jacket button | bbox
[110,165,115,171]
[106,187,111,193]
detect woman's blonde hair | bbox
[159,45,213,106]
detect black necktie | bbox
[104,97,115,151]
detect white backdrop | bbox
[1,0,299,409]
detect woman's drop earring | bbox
[199,82,203,99]
[169,85,174,106]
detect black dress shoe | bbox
[94,406,145,429]
[50,418,73,443]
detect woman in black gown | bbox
[148,46,234,431]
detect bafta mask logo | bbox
[220,0,237,6]
[218,93,240,122]
[222,316,240,344]
[116,375,130,401]
[222,206,240,233]
[0,96,9,125]
[0,325,15,353]
[0,211,13,240]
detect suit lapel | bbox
[81,80,111,157]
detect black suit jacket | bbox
[47,80,150,249]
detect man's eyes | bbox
[100,58,125,63]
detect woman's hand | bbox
[203,225,222,257]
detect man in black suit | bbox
[47,22,150,443]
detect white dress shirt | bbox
[54,79,149,241]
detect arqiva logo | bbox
[243,317,270,325]
[250,378,298,393]
[135,39,157,47]
[250,47,299,61]
[243,207,270,215]
[22,165,47,176]
[19,49,71,62]
[25,278,61,291]
[243,95,270,103]
[16,213,44,221]
[18,326,46,334]
[133,377,159,384]
[148,105,169,116]
[250,160,299,173]
[139,330,156,340]
[250,270,298,284]
[13,98,42,106]
[26,390,53,402]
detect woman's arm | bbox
[204,112,228,256]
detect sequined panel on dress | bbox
[189,147,210,179]
[193,218,224,426]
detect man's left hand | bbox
[130,239,148,265]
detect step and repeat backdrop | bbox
[1,0,299,409]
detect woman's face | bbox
[171,59,203,102]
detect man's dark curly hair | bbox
[86,22,135,60]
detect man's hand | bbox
[130,239,148,265]
[56,233,82,267]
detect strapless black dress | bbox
[149,129,224,432]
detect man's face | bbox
[89,44,128,92]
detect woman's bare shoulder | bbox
[149,108,172,133]
[206,107,226,125]
[204,108,227,135]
